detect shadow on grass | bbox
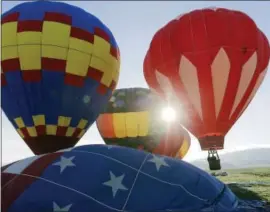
[228,184,266,201]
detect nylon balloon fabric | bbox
[1,1,120,155]
[96,87,190,159]
[143,8,270,151]
[1,144,244,212]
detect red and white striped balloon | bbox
[143,7,270,150]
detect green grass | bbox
[213,167,270,203]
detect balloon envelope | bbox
[1,1,120,154]
[2,144,239,212]
[96,87,190,159]
[143,7,270,150]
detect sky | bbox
[2,1,270,165]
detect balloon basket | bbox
[207,150,221,171]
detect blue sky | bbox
[2,1,270,164]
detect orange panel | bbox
[97,114,115,138]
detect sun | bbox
[161,106,176,122]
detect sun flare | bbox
[161,107,176,122]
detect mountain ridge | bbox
[190,148,270,170]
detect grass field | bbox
[213,167,270,204]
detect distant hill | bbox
[190,148,270,170]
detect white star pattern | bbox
[53,156,76,173]
[107,145,113,149]
[148,155,170,171]
[103,171,128,197]
[53,202,72,212]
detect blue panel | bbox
[23,82,44,116]
[6,145,240,212]
[41,71,64,125]
[61,84,81,127]
[4,71,34,126]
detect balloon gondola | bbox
[143,8,270,170]
[1,0,120,155]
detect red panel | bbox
[22,71,42,82]
[97,84,107,95]
[72,128,82,138]
[87,67,103,81]
[20,127,30,139]
[110,47,118,59]
[1,153,62,212]
[42,58,66,71]
[1,12,19,24]
[1,74,7,86]
[36,125,46,136]
[109,80,116,91]
[44,12,72,25]
[17,20,43,32]
[70,27,94,43]
[56,126,68,136]
[94,27,110,42]
[1,59,20,72]
[64,74,84,87]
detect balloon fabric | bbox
[2,144,242,212]
[1,1,120,155]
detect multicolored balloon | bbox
[144,7,270,152]
[96,87,190,159]
[1,1,120,155]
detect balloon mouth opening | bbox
[24,135,79,155]
[198,135,224,151]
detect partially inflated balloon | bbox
[1,1,120,154]
[144,8,270,151]
[2,144,239,212]
[96,87,190,159]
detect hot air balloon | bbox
[143,8,270,170]
[96,87,190,159]
[2,144,242,212]
[1,1,120,155]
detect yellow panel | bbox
[18,45,41,70]
[107,54,120,70]
[66,49,91,76]
[33,115,45,126]
[66,127,75,136]
[2,22,18,47]
[112,113,126,138]
[17,32,42,45]
[137,111,149,136]
[69,37,93,54]
[58,116,71,127]
[17,129,25,138]
[177,139,189,158]
[90,56,112,87]
[77,119,88,129]
[89,56,107,72]
[42,45,68,60]
[93,36,110,59]
[14,117,25,128]
[125,112,139,137]
[2,46,19,61]
[42,22,71,48]
[78,129,86,138]
[27,127,37,137]
[46,125,57,135]
[112,69,119,82]
[100,69,114,87]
